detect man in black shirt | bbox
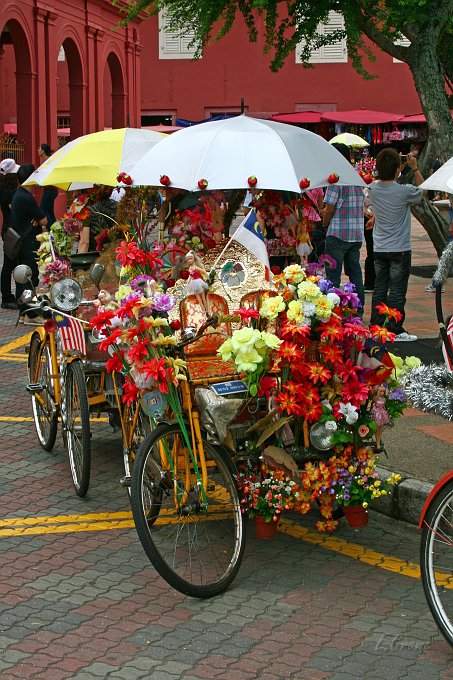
[10,164,47,300]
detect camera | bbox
[401,155,408,163]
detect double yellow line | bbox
[0,333,31,362]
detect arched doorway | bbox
[61,37,84,140]
[104,51,126,129]
[0,19,33,161]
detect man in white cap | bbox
[0,159,20,309]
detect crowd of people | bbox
[0,140,440,344]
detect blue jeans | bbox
[325,236,364,309]
[370,250,411,334]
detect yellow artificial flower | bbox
[348,466,356,473]
[286,299,305,324]
[386,473,401,485]
[152,333,177,346]
[297,280,322,300]
[116,284,133,302]
[283,264,305,283]
[404,355,422,369]
[218,337,233,361]
[388,353,404,368]
[230,327,262,353]
[258,331,282,351]
[259,295,285,320]
[362,502,369,508]
[314,297,334,321]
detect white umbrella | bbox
[420,157,453,192]
[131,115,365,193]
[24,128,166,190]
[329,133,369,148]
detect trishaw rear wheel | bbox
[64,360,91,497]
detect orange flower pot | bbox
[343,504,369,528]
[254,515,279,539]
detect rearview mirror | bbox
[90,263,105,289]
[13,265,33,285]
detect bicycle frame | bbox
[29,326,61,411]
[419,470,453,530]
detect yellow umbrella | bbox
[329,132,369,148]
[24,128,166,190]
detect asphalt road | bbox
[0,311,452,680]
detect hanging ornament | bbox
[328,173,340,184]
[299,178,311,189]
[198,179,208,190]
[248,175,258,187]
[160,175,171,186]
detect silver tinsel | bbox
[404,365,453,420]
[433,240,453,286]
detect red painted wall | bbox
[138,15,421,121]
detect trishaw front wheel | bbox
[28,333,58,451]
[64,359,91,497]
[130,422,246,598]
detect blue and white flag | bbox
[231,210,270,273]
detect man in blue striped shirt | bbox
[322,143,365,309]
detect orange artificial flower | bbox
[369,325,396,343]
[375,303,403,322]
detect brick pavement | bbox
[1,222,453,678]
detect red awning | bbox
[3,123,17,134]
[270,112,323,124]
[321,110,404,124]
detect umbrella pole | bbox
[208,236,235,277]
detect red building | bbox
[139,11,421,124]
[0,7,422,159]
[0,0,141,162]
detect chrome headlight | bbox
[50,278,83,312]
[309,422,334,451]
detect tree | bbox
[116,0,453,253]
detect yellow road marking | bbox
[0,509,429,582]
[0,354,28,362]
[0,333,31,353]
[0,416,109,422]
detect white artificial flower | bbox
[338,402,359,424]
[324,420,338,431]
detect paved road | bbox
[0,314,452,679]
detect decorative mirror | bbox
[219,260,247,289]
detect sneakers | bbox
[364,288,374,293]
[394,332,418,342]
[425,283,445,293]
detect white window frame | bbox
[296,11,347,64]
[393,36,411,63]
[158,10,200,60]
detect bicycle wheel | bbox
[420,479,453,646]
[131,422,245,598]
[28,333,58,451]
[64,360,91,497]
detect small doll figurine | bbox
[185,250,210,315]
[268,387,295,446]
[94,289,117,312]
[371,384,390,451]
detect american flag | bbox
[52,312,87,355]
[442,316,453,371]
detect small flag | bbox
[52,312,87,355]
[358,337,394,380]
[442,316,453,370]
[231,210,270,276]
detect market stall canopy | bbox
[23,127,167,190]
[141,125,182,134]
[269,112,323,124]
[420,156,453,192]
[321,110,404,124]
[329,133,369,147]
[131,115,366,193]
[3,123,70,136]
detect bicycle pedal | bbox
[26,383,45,394]
[119,476,131,488]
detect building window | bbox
[296,11,347,64]
[158,11,200,60]
[393,36,411,63]
[57,116,70,128]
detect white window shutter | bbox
[159,10,200,60]
[295,11,347,64]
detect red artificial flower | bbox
[98,328,123,352]
[274,391,304,417]
[124,319,149,341]
[342,322,370,339]
[117,297,141,320]
[298,382,322,406]
[277,341,303,362]
[235,307,260,323]
[141,357,169,392]
[319,318,344,342]
[95,229,109,252]
[105,351,125,374]
[302,363,332,385]
[375,303,403,323]
[127,337,150,363]
[341,378,371,405]
[336,358,362,382]
[116,241,142,268]
[369,325,396,343]
[301,401,323,423]
[257,376,277,398]
[89,309,115,331]
[280,322,311,344]
[170,319,182,331]
[318,343,344,366]
[122,379,140,405]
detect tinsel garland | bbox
[404,365,453,420]
[433,240,453,286]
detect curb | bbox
[373,466,434,526]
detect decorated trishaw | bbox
[19,117,414,598]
